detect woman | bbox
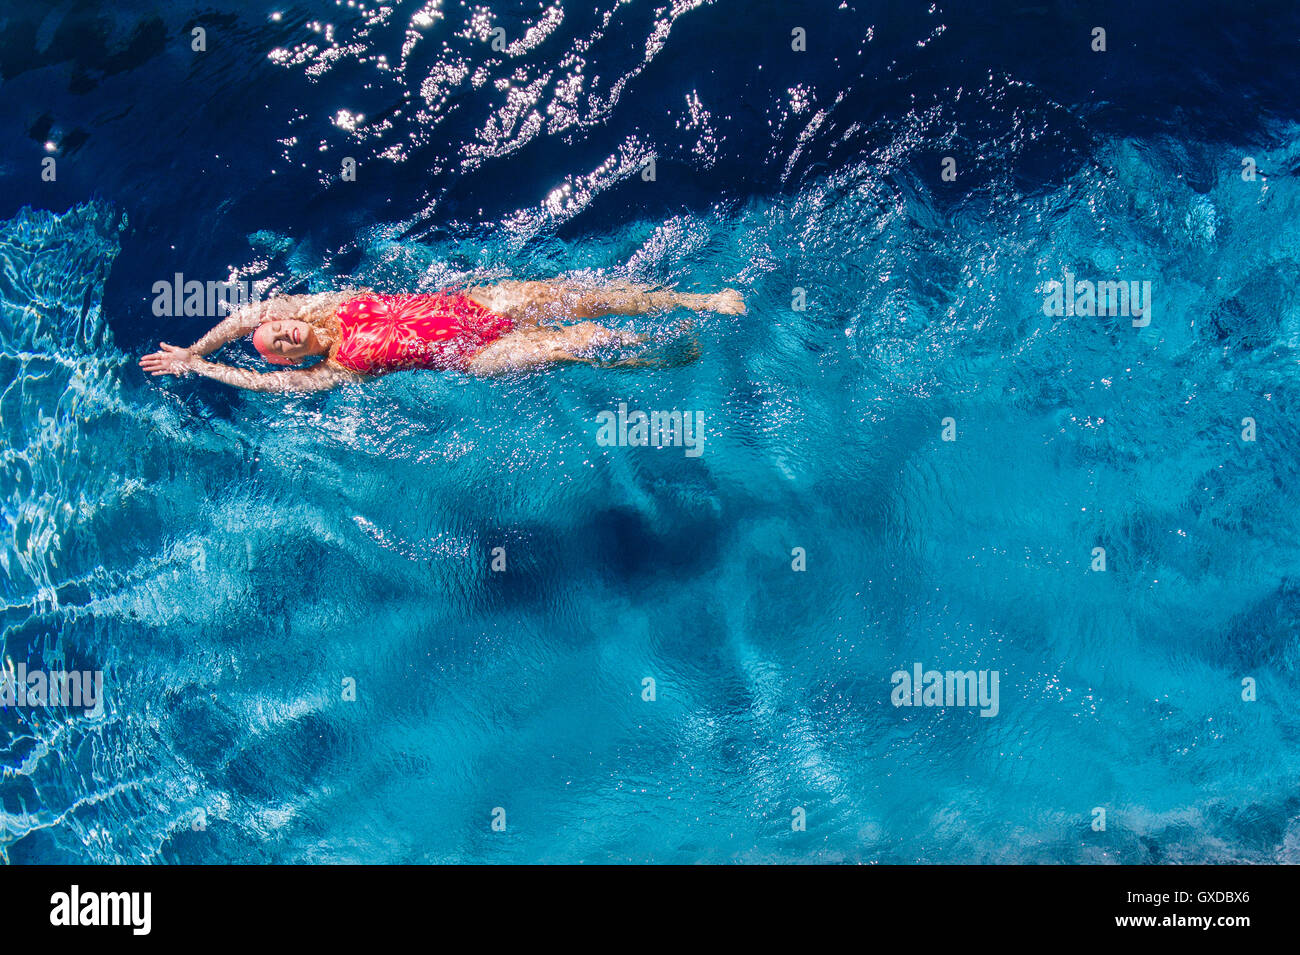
[139,279,745,392]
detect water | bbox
[3,0,1300,863]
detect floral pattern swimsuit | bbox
[331,293,516,375]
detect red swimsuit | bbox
[332,293,515,375]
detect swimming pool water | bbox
[2,0,1300,863]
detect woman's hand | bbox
[139,342,197,377]
[709,289,746,315]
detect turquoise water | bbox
[5,129,1300,861]
[3,0,1300,863]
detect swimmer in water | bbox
[138,280,745,392]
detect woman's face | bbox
[254,320,314,362]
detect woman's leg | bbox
[465,322,642,376]
[466,280,743,324]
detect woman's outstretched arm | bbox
[189,357,359,392]
[140,343,359,392]
[185,295,319,357]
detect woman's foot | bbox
[708,288,745,314]
[590,337,701,370]
[676,288,745,314]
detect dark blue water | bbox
[3,0,1300,863]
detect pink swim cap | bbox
[252,323,298,365]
